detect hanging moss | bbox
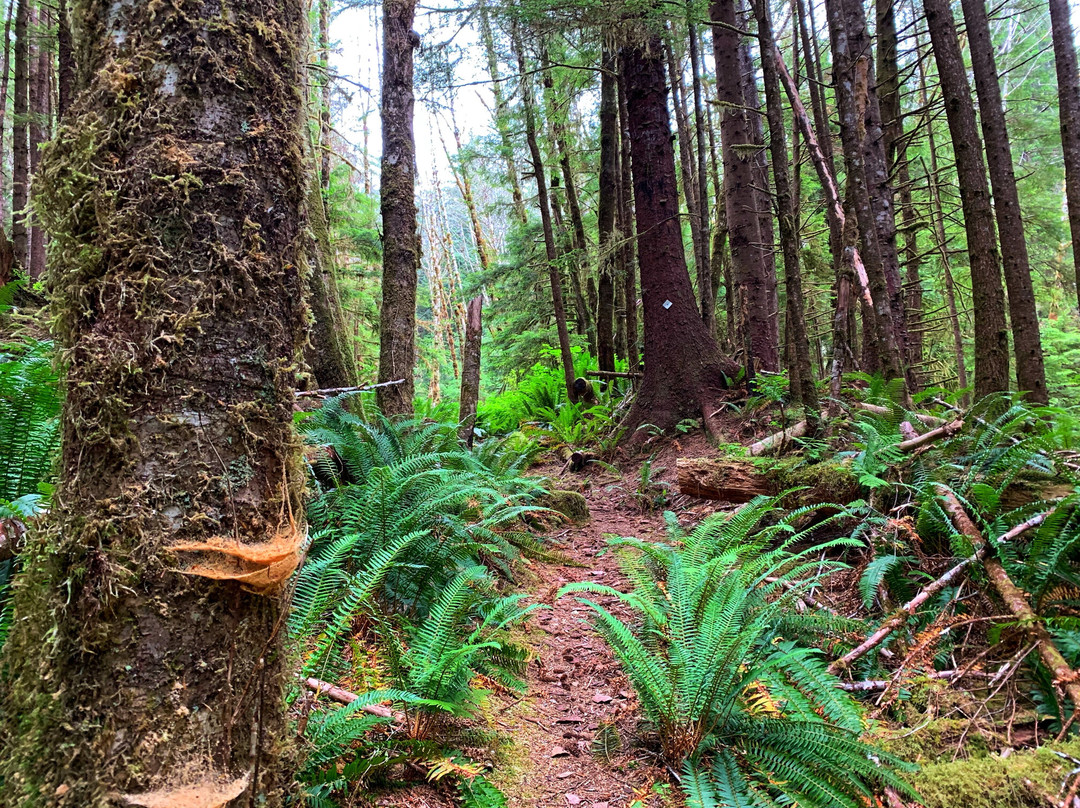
[0,0,310,805]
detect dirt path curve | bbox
[492,480,673,808]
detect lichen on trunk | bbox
[0,1,309,804]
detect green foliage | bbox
[457,775,510,808]
[560,496,914,804]
[291,397,551,796]
[0,338,59,504]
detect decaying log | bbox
[676,457,861,505]
[305,677,406,724]
[296,378,405,399]
[836,669,994,692]
[941,493,1080,712]
[677,458,772,501]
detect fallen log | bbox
[676,457,861,506]
[296,379,405,399]
[305,677,406,724]
[747,419,810,456]
[836,669,994,692]
[941,493,1080,711]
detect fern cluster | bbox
[561,496,915,806]
[290,397,549,803]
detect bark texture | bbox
[620,36,739,441]
[711,0,779,374]
[0,1,309,804]
[1049,0,1080,308]
[458,296,483,446]
[961,0,1047,404]
[597,48,618,373]
[378,0,419,415]
[11,0,26,273]
[924,0,1011,398]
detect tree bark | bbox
[824,0,907,385]
[617,60,638,370]
[514,24,577,402]
[10,0,26,274]
[1049,0,1080,309]
[924,0,1011,399]
[57,0,74,118]
[319,0,332,196]
[961,0,1047,404]
[597,47,618,373]
[306,179,359,389]
[688,18,713,331]
[377,0,419,416]
[620,37,739,442]
[27,1,46,281]
[711,0,779,375]
[1,0,308,802]
[756,0,818,426]
[458,295,482,446]
[0,0,12,229]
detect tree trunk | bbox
[688,18,713,331]
[1049,0,1080,309]
[597,47,618,373]
[711,0,779,375]
[10,0,26,274]
[1,0,308,802]
[541,40,596,356]
[824,0,907,386]
[319,0,332,196]
[377,0,419,415]
[57,0,73,118]
[756,0,818,427]
[620,37,739,442]
[514,24,577,402]
[306,179,359,389]
[924,0,1010,399]
[479,1,527,226]
[664,34,705,319]
[26,1,45,281]
[617,60,638,370]
[917,29,970,402]
[458,295,482,445]
[961,0,1047,404]
[0,0,12,229]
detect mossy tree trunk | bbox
[0,1,309,805]
[377,0,419,416]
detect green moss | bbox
[541,489,590,523]
[906,742,1080,808]
[759,458,863,507]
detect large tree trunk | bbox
[377,0,419,415]
[10,0,26,274]
[824,0,907,386]
[0,0,308,802]
[711,0,778,375]
[620,37,739,442]
[1049,0,1080,309]
[924,0,1011,399]
[514,24,577,401]
[961,0,1047,404]
[0,0,12,229]
[57,0,74,118]
[597,47,618,373]
[756,0,818,427]
[688,19,713,331]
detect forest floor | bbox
[367,433,729,808]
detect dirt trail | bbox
[491,476,676,808]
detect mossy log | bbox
[541,489,590,523]
[676,457,862,506]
